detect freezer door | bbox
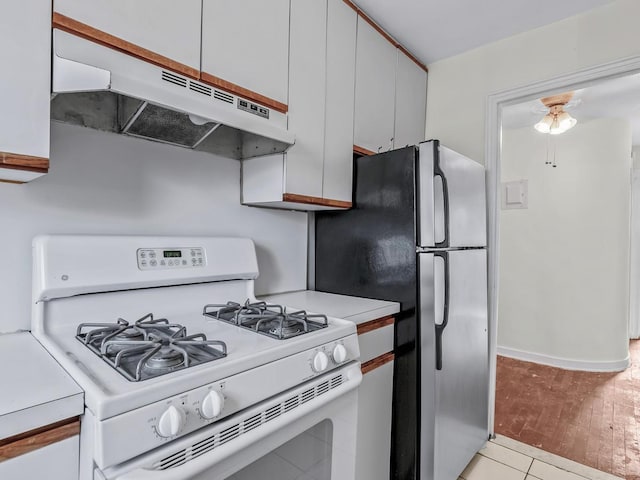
[419,249,489,480]
[418,140,487,248]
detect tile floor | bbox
[461,435,623,480]
[494,340,640,479]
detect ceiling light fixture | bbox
[534,92,577,135]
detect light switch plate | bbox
[501,180,528,209]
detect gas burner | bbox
[267,318,304,338]
[76,313,227,381]
[203,301,328,340]
[144,347,186,371]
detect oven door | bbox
[103,362,361,480]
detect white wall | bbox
[499,118,631,366]
[425,0,640,165]
[0,123,308,333]
[629,146,640,338]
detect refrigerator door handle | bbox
[434,145,450,248]
[434,251,450,370]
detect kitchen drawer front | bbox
[358,324,394,364]
[0,434,79,480]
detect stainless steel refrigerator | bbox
[315,140,489,480]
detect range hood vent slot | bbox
[214,90,234,104]
[189,81,212,97]
[161,70,188,88]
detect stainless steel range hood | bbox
[51,30,295,160]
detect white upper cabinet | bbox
[242,0,357,210]
[54,0,202,74]
[201,0,290,108]
[322,0,357,203]
[284,0,328,199]
[354,16,397,154]
[0,0,51,183]
[394,50,428,149]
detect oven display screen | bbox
[163,250,182,258]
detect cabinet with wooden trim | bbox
[53,0,202,77]
[352,9,428,155]
[0,0,51,183]
[241,0,357,210]
[356,315,395,480]
[0,418,80,480]
[201,0,290,113]
[394,50,428,149]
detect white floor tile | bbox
[479,441,533,472]
[461,454,527,480]
[529,460,589,480]
[491,436,623,480]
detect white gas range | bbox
[31,235,361,480]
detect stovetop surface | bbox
[35,282,356,419]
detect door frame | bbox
[485,54,640,433]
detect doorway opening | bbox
[487,58,640,479]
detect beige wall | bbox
[499,118,631,365]
[425,0,640,165]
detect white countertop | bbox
[260,290,400,325]
[0,332,84,440]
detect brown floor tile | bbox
[495,339,640,480]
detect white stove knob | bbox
[332,344,348,364]
[201,390,225,419]
[157,405,185,438]
[312,351,329,373]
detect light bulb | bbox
[557,111,577,131]
[534,115,552,133]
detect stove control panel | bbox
[137,247,205,270]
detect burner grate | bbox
[202,300,328,340]
[76,313,227,381]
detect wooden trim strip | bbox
[0,417,80,462]
[52,12,199,80]
[356,315,395,335]
[282,193,352,209]
[353,145,376,156]
[0,152,49,173]
[342,0,428,73]
[201,72,288,114]
[361,351,394,374]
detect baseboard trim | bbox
[497,345,629,372]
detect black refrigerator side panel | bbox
[315,146,418,480]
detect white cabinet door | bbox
[0,0,50,182]
[54,0,202,73]
[0,436,79,480]
[201,0,290,107]
[322,0,357,203]
[284,0,327,198]
[354,16,397,154]
[356,361,394,480]
[394,50,428,149]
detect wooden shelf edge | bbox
[0,152,49,173]
[0,417,80,462]
[200,72,288,114]
[52,12,200,80]
[356,315,395,335]
[353,145,376,156]
[341,0,428,73]
[361,351,395,374]
[282,193,352,209]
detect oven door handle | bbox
[112,367,362,480]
